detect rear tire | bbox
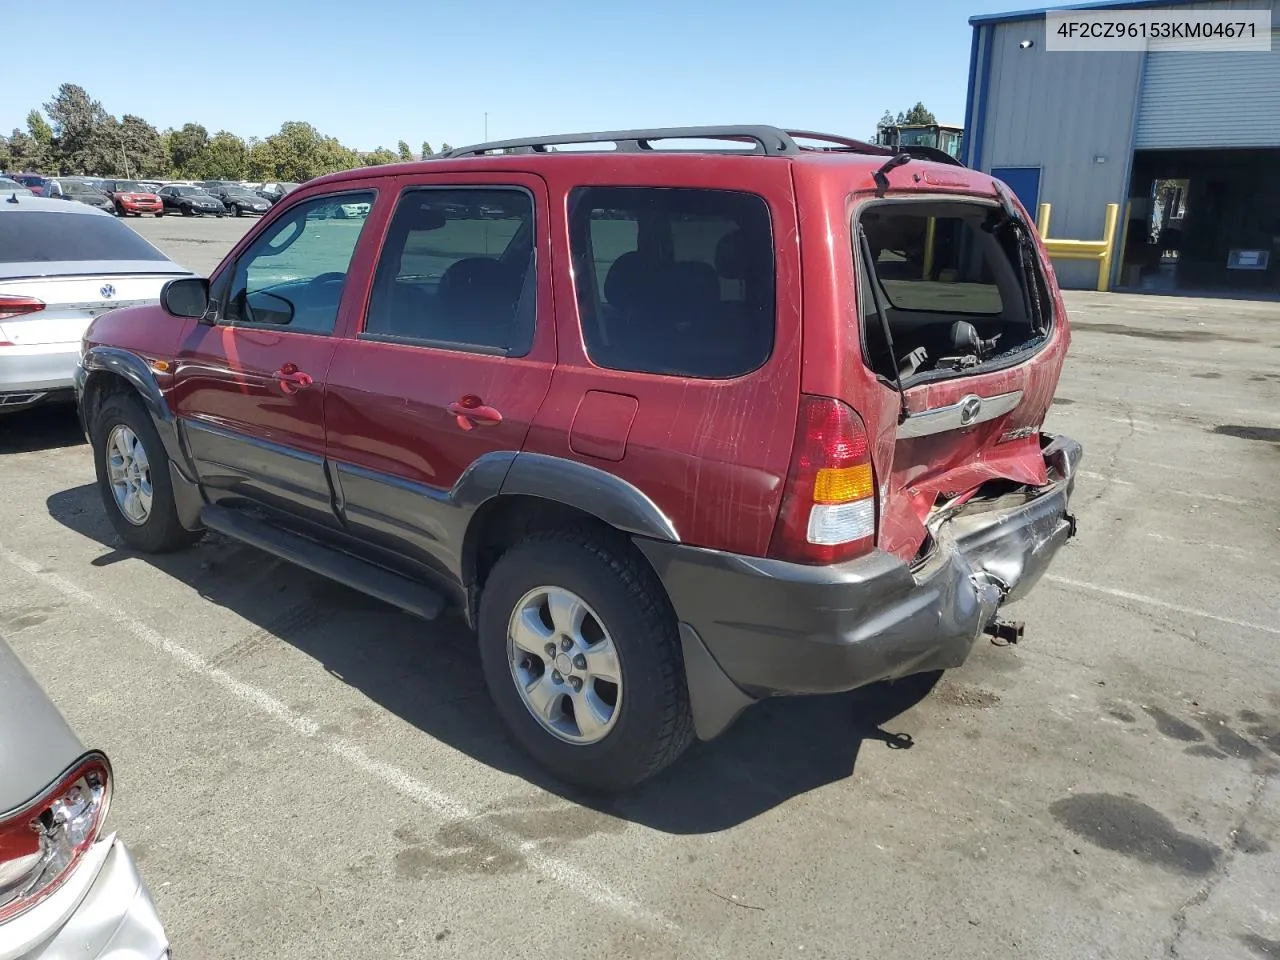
[233,205,242,217]
[92,393,203,554]
[477,530,693,792]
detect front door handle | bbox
[447,395,502,431]
[274,362,314,395]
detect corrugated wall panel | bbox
[1135,36,1280,148]
[980,18,1141,287]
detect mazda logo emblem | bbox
[100,284,115,299]
[958,395,983,426]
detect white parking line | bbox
[0,545,676,934]
[1045,574,1280,637]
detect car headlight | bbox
[0,755,111,923]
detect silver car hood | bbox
[0,637,87,814]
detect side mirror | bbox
[161,276,211,320]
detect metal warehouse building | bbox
[963,0,1280,293]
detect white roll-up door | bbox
[1135,33,1280,148]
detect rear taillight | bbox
[0,295,44,321]
[0,755,111,923]
[769,395,877,564]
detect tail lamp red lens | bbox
[0,295,45,322]
[0,754,111,923]
[769,395,877,564]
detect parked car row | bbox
[0,174,304,219]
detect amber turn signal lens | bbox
[812,463,873,505]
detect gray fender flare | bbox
[498,452,678,541]
[79,346,204,530]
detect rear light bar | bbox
[769,395,877,564]
[0,295,44,321]
[0,754,112,924]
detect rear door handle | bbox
[273,363,314,395]
[447,396,502,430]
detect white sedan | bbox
[0,197,191,415]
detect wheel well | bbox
[80,370,137,439]
[463,495,653,626]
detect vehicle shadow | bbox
[0,405,85,455]
[48,481,938,835]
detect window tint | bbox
[0,211,170,263]
[363,188,535,354]
[861,210,1002,314]
[223,191,375,335]
[569,187,774,379]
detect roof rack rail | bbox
[435,125,968,167]
[437,126,803,158]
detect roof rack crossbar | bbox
[438,126,804,158]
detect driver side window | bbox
[223,191,375,335]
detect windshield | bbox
[115,181,144,193]
[13,175,45,186]
[0,211,172,263]
[64,182,100,194]
[174,186,199,196]
[225,188,257,199]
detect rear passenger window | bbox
[569,187,774,379]
[363,188,535,355]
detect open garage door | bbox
[1135,33,1280,149]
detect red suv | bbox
[75,126,1081,791]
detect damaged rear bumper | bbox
[635,434,1082,740]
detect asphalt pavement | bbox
[1,214,1278,959]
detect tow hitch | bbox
[986,618,1025,646]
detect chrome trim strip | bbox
[897,389,1024,439]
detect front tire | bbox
[477,530,693,792]
[233,204,242,217]
[92,393,202,553]
[154,210,164,218]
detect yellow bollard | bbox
[1036,202,1121,292]
[923,217,937,280]
[1097,202,1119,292]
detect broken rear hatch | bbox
[854,187,1068,562]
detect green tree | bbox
[421,140,433,158]
[362,147,399,166]
[250,122,358,181]
[204,131,248,179]
[43,83,111,174]
[25,109,55,169]
[439,142,453,153]
[874,109,895,144]
[397,140,413,162]
[896,102,937,125]
[3,129,43,172]
[169,122,210,178]
[119,114,169,178]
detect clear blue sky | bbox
[5,0,1008,152]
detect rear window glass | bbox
[0,211,169,263]
[855,200,1050,384]
[861,211,1002,314]
[569,186,774,379]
